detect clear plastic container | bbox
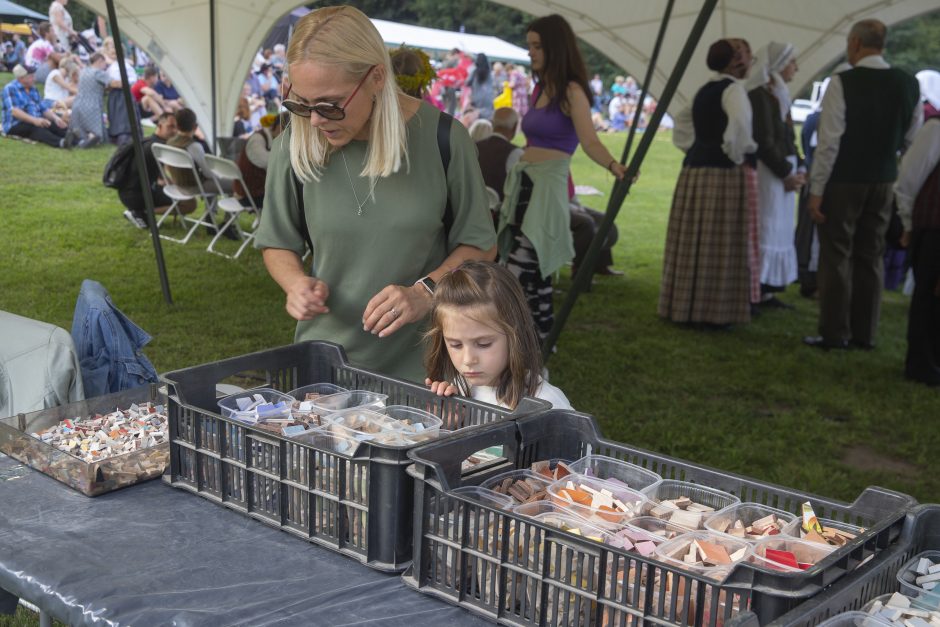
[783,517,867,547]
[287,382,349,401]
[623,516,688,542]
[318,407,409,452]
[861,593,899,614]
[310,390,388,415]
[450,486,515,510]
[513,500,566,518]
[532,511,612,543]
[547,475,647,526]
[380,405,443,445]
[896,550,940,599]
[750,536,836,573]
[641,480,740,529]
[217,388,293,424]
[480,469,553,505]
[816,611,892,626]
[705,503,797,541]
[654,531,752,581]
[567,454,662,491]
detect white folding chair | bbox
[202,154,260,259]
[151,143,218,244]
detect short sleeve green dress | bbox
[255,102,496,382]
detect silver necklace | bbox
[341,151,376,216]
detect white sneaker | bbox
[123,210,147,229]
[140,118,156,128]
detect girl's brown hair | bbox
[424,261,542,409]
[527,14,592,112]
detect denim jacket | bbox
[70,280,159,398]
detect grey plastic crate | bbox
[404,410,916,625]
[730,505,940,626]
[161,341,548,572]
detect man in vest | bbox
[804,19,921,350]
[476,107,620,278]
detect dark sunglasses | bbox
[282,65,375,121]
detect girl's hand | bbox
[363,284,432,338]
[285,276,329,320]
[609,160,627,181]
[425,378,458,397]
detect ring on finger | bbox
[389,308,399,318]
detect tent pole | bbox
[542,0,717,360]
[105,0,173,305]
[622,0,674,163]
[210,0,217,153]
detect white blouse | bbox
[672,73,756,165]
[894,118,940,231]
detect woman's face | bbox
[780,58,798,83]
[526,31,544,73]
[288,60,382,146]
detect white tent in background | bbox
[77,0,939,145]
[371,18,529,64]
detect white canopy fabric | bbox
[372,18,529,64]
[77,0,938,145]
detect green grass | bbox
[1,72,938,625]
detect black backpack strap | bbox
[293,171,314,260]
[437,112,454,238]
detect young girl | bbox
[425,261,572,409]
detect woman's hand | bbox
[609,160,627,181]
[285,276,330,321]
[425,378,458,397]
[362,284,432,338]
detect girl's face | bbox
[440,306,509,389]
[287,60,382,146]
[526,31,544,73]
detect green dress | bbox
[255,102,496,382]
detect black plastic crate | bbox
[403,410,916,625]
[160,341,547,572]
[728,504,940,626]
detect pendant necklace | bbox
[341,150,376,216]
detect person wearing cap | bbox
[2,64,71,147]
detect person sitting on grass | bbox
[2,64,72,148]
[132,66,180,124]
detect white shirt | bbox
[810,55,924,196]
[25,39,53,67]
[107,59,137,83]
[672,73,756,165]
[894,118,940,232]
[470,380,573,410]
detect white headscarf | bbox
[916,69,940,111]
[746,42,795,121]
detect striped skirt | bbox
[658,166,752,325]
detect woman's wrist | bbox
[606,158,617,173]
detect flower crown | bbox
[390,46,435,94]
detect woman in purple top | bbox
[497,14,626,341]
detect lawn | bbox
[1,74,938,625]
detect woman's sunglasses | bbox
[282,65,375,121]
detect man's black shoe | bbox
[803,336,850,350]
[760,296,795,310]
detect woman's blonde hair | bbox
[285,5,406,182]
[424,261,542,410]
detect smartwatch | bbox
[415,276,436,295]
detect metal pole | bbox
[623,0,675,163]
[210,0,218,153]
[105,0,173,305]
[543,0,718,359]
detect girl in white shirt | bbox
[424,261,572,410]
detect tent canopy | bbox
[371,18,529,64]
[0,0,45,22]
[77,0,937,145]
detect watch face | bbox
[421,277,436,293]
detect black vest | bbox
[684,78,735,169]
[830,66,920,184]
[476,135,519,199]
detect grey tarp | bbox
[0,455,489,626]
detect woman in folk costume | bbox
[746,42,804,307]
[660,40,757,327]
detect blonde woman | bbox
[255,5,497,382]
